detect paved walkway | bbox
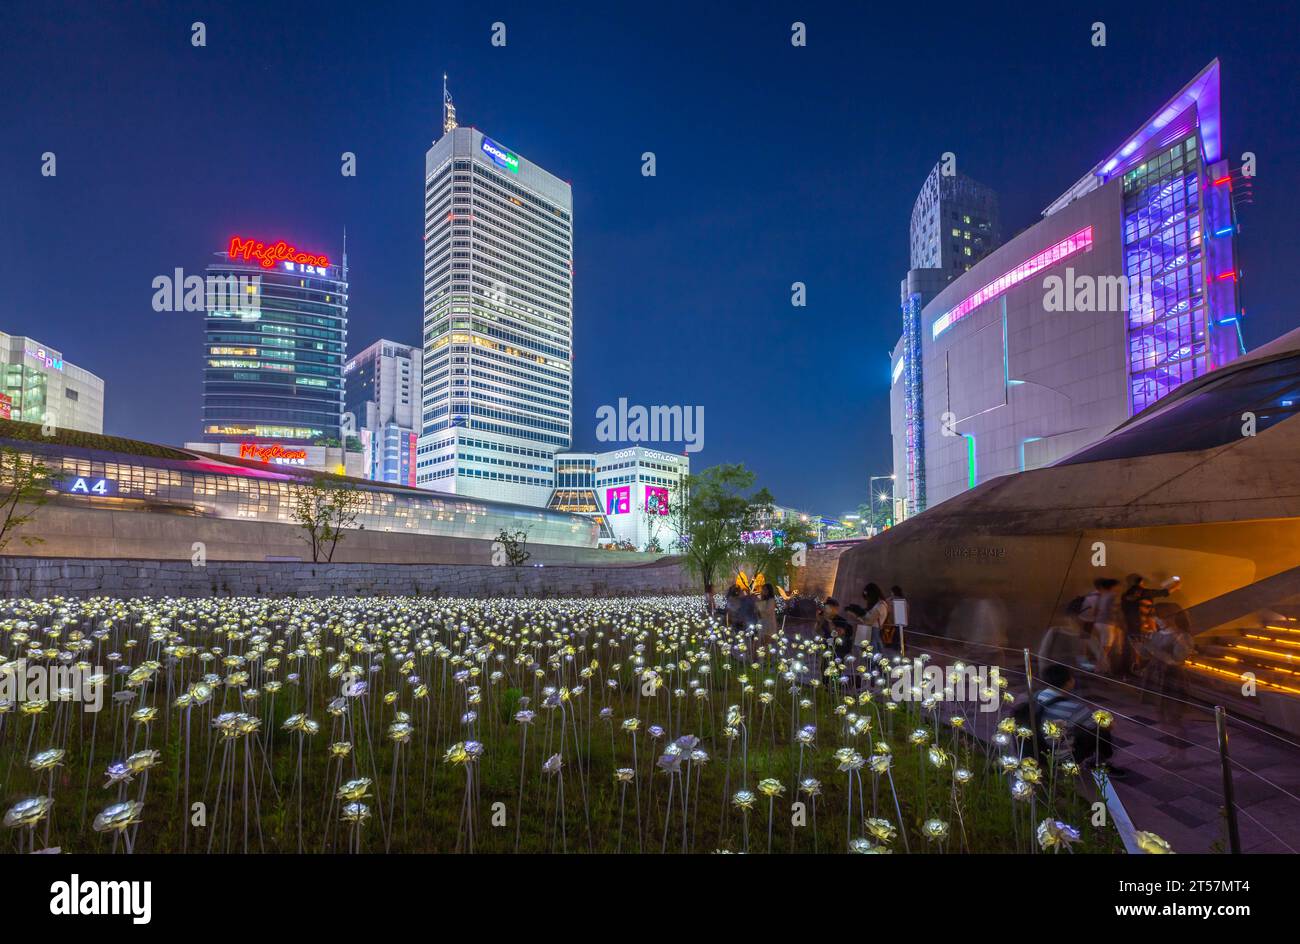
[903,632,1300,854]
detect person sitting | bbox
[816,598,854,662]
[1022,664,1124,778]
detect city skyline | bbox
[4,2,1299,512]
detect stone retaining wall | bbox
[0,557,697,599]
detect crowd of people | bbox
[711,570,1196,780]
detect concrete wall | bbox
[9,504,669,567]
[0,556,697,600]
[793,545,850,598]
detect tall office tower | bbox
[417,93,574,506]
[345,339,422,485]
[892,165,1002,519]
[202,234,348,448]
[909,163,1001,282]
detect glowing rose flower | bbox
[1010,778,1034,802]
[282,713,312,733]
[1036,818,1082,851]
[1061,760,1081,777]
[796,724,817,746]
[29,748,65,771]
[337,778,372,801]
[850,838,888,853]
[922,819,950,842]
[908,728,931,746]
[125,749,160,773]
[732,789,757,811]
[614,768,635,783]
[388,721,414,743]
[1092,710,1114,729]
[997,718,1016,734]
[4,797,54,829]
[1135,831,1174,854]
[340,801,371,824]
[954,768,973,785]
[621,718,640,733]
[93,800,144,833]
[928,746,950,769]
[329,741,353,758]
[542,753,563,775]
[799,777,822,797]
[865,817,896,843]
[104,762,133,787]
[869,753,891,775]
[1041,719,1065,743]
[757,778,784,798]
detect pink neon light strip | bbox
[932,226,1094,339]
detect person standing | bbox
[755,582,779,643]
[1121,573,1179,676]
[853,583,890,655]
[881,585,906,651]
[1092,578,1123,676]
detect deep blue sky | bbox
[2,1,1297,513]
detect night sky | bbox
[3,0,1297,514]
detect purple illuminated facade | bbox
[891,60,1247,515]
[1054,59,1242,414]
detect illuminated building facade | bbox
[202,235,349,448]
[417,111,574,507]
[546,446,689,549]
[5,424,598,550]
[891,60,1244,512]
[0,331,104,434]
[345,339,422,485]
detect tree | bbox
[666,464,770,613]
[0,447,55,553]
[742,513,817,590]
[288,479,368,562]
[494,528,531,566]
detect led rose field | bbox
[0,595,1128,854]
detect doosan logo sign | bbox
[50,874,152,925]
[481,136,520,173]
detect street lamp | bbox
[868,474,896,532]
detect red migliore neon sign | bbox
[240,443,308,464]
[228,236,330,269]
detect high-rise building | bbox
[201,234,348,448]
[893,166,1002,519]
[0,331,104,433]
[417,92,574,507]
[345,339,422,485]
[909,163,1001,282]
[890,60,1244,513]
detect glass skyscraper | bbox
[202,236,348,446]
[417,118,574,507]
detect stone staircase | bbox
[1185,608,1300,734]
